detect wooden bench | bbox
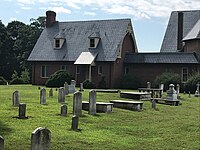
[110,100,143,111]
[120,92,151,100]
[82,101,113,113]
[151,98,180,106]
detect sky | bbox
[0,0,200,52]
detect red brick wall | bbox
[184,39,200,58]
[125,63,199,87]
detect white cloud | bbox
[84,11,96,16]
[9,17,17,22]
[14,0,200,20]
[49,7,71,14]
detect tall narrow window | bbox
[98,65,103,75]
[182,67,188,82]
[76,66,80,74]
[55,39,60,48]
[90,39,95,48]
[41,65,48,78]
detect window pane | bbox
[98,66,102,74]
[55,39,60,48]
[90,39,95,47]
[41,66,47,77]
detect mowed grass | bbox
[0,85,199,150]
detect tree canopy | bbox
[0,17,45,80]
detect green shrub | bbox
[120,74,140,89]
[0,76,7,85]
[10,78,25,84]
[20,69,30,83]
[98,76,107,89]
[154,72,181,91]
[83,80,96,89]
[185,73,200,93]
[45,70,74,87]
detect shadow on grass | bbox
[0,121,13,136]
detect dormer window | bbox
[88,32,100,49]
[55,39,60,48]
[90,39,95,48]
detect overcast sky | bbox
[1,0,200,52]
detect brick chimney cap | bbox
[46,10,56,16]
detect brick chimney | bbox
[46,10,56,28]
[177,11,183,51]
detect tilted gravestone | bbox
[89,90,96,115]
[31,127,51,150]
[49,88,53,97]
[71,115,79,130]
[0,136,4,150]
[58,87,65,103]
[40,88,46,105]
[60,104,67,116]
[12,90,20,106]
[167,84,177,101]
[73,92,82,116]
[159,83,164,96]
[18,103,27,119]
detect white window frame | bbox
[182,67,188,83]
[55,39,60,48]
[98,65,103,75]
[41,65,48,78]
[60,65,67,71]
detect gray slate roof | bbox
[160,10,200,52]
[124,53,199,64]
[28,19,137,62]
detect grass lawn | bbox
[0,85,199,150]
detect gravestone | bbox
[147,82,151,89]
[64,82,69,95]
[0,136,4,150]
[49,88,53,97]
[31,127,51,150]
[152,100,157,110]
[89,90,96,115]
[195,82,200,97]
[61,104,67,116]
[189,91,191,98]
[69,80,76,94]
[58,87,65,103]
[40,88,46,105]
[73,92,82,116]
[18,103,27,119]
[167,84,177,101]
[176,84,180,99]
[79,83,84,91]
[12,90,20,106]
[159,83,164,95]
[71,115,79,130]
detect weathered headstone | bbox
[0,136,4,150]
[79,83,84,92]
[12,90,20,106]
[147,82,151,89]
[49,88,53,97]
[31,127,51,150]
[58,87,65,103]
[89,90,96,115]
[71,115,79,130]
[40,88,46,105]
[73,92,82,116]
[64,82,69,95]
[195,82,200,97]
[18,103,27,119]
[176,84,180,99]
[152,100,157,110]
[167,84,177,101]
[60,104,67,116]
[69,80,76,94]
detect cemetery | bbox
[0,83,199,150]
